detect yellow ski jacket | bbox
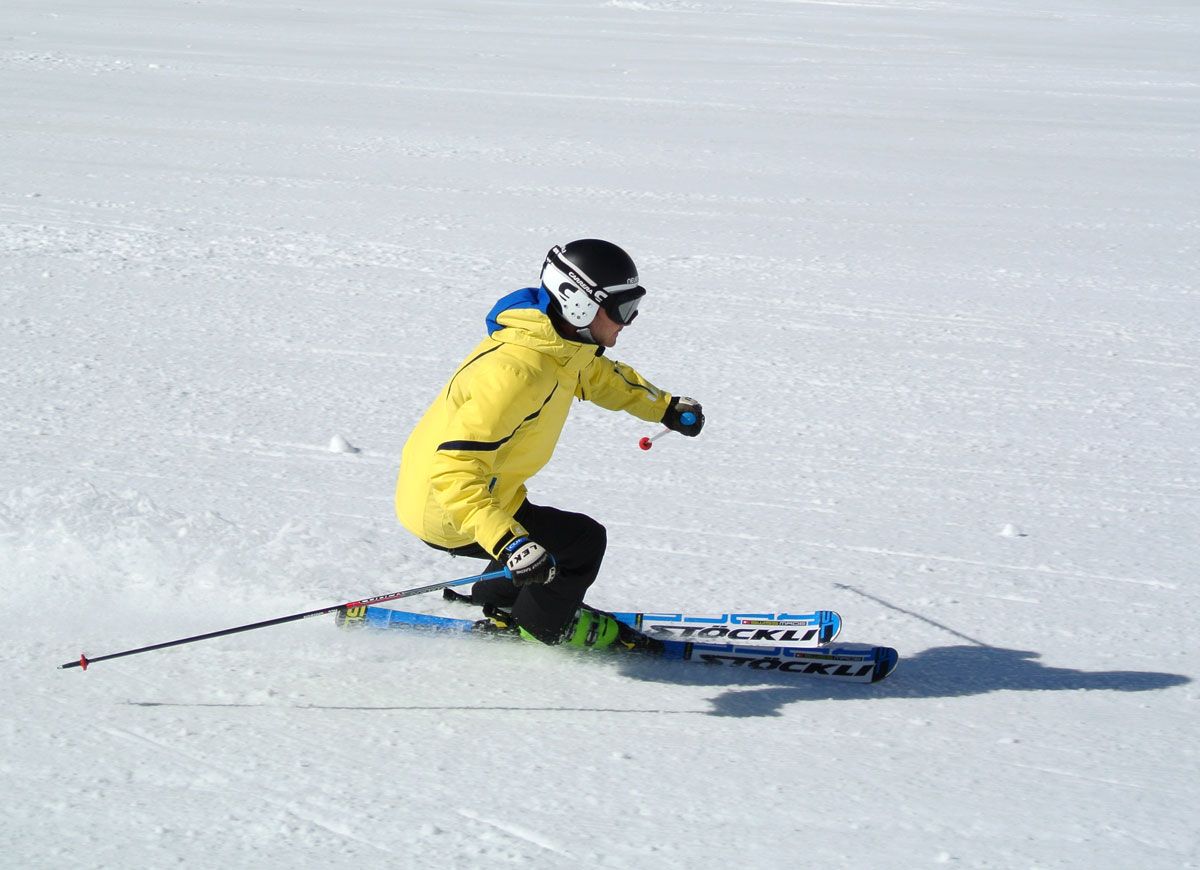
[396,287,672,557]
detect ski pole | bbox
[58,567,510,672]
[639,411,696,451]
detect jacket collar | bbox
[486,287,599,372]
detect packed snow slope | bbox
[2,0,1198,867]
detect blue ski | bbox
[337,606,896,684]
[440,590,841,648]
[610,609,841,647]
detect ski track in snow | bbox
[3,0,1199,867]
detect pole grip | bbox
[640,410,696,450]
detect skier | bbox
[395,239,704,649]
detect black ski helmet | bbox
[540,239,644,327]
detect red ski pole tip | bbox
[638,437,653,451]
[79,654,90,671]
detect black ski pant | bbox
[429,500,607,644]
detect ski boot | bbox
[553,605,664,653]
[470,601,663,653]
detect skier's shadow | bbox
[615,645,1191,718]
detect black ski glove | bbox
[502,536,558,586]
[662,396,705,437]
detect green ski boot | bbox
[517,606,664,652]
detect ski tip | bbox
[872,647,899,682]
[820,610,842,645]
[334,605,368,629]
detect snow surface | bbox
[2,0,1198,867]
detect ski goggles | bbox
[600,287,645,325]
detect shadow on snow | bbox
[614,644,1191,718]
[121,645,1189,720]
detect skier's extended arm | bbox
[576,356,671,421]
[578,356,704,436]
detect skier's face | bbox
[589,306,624,348]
